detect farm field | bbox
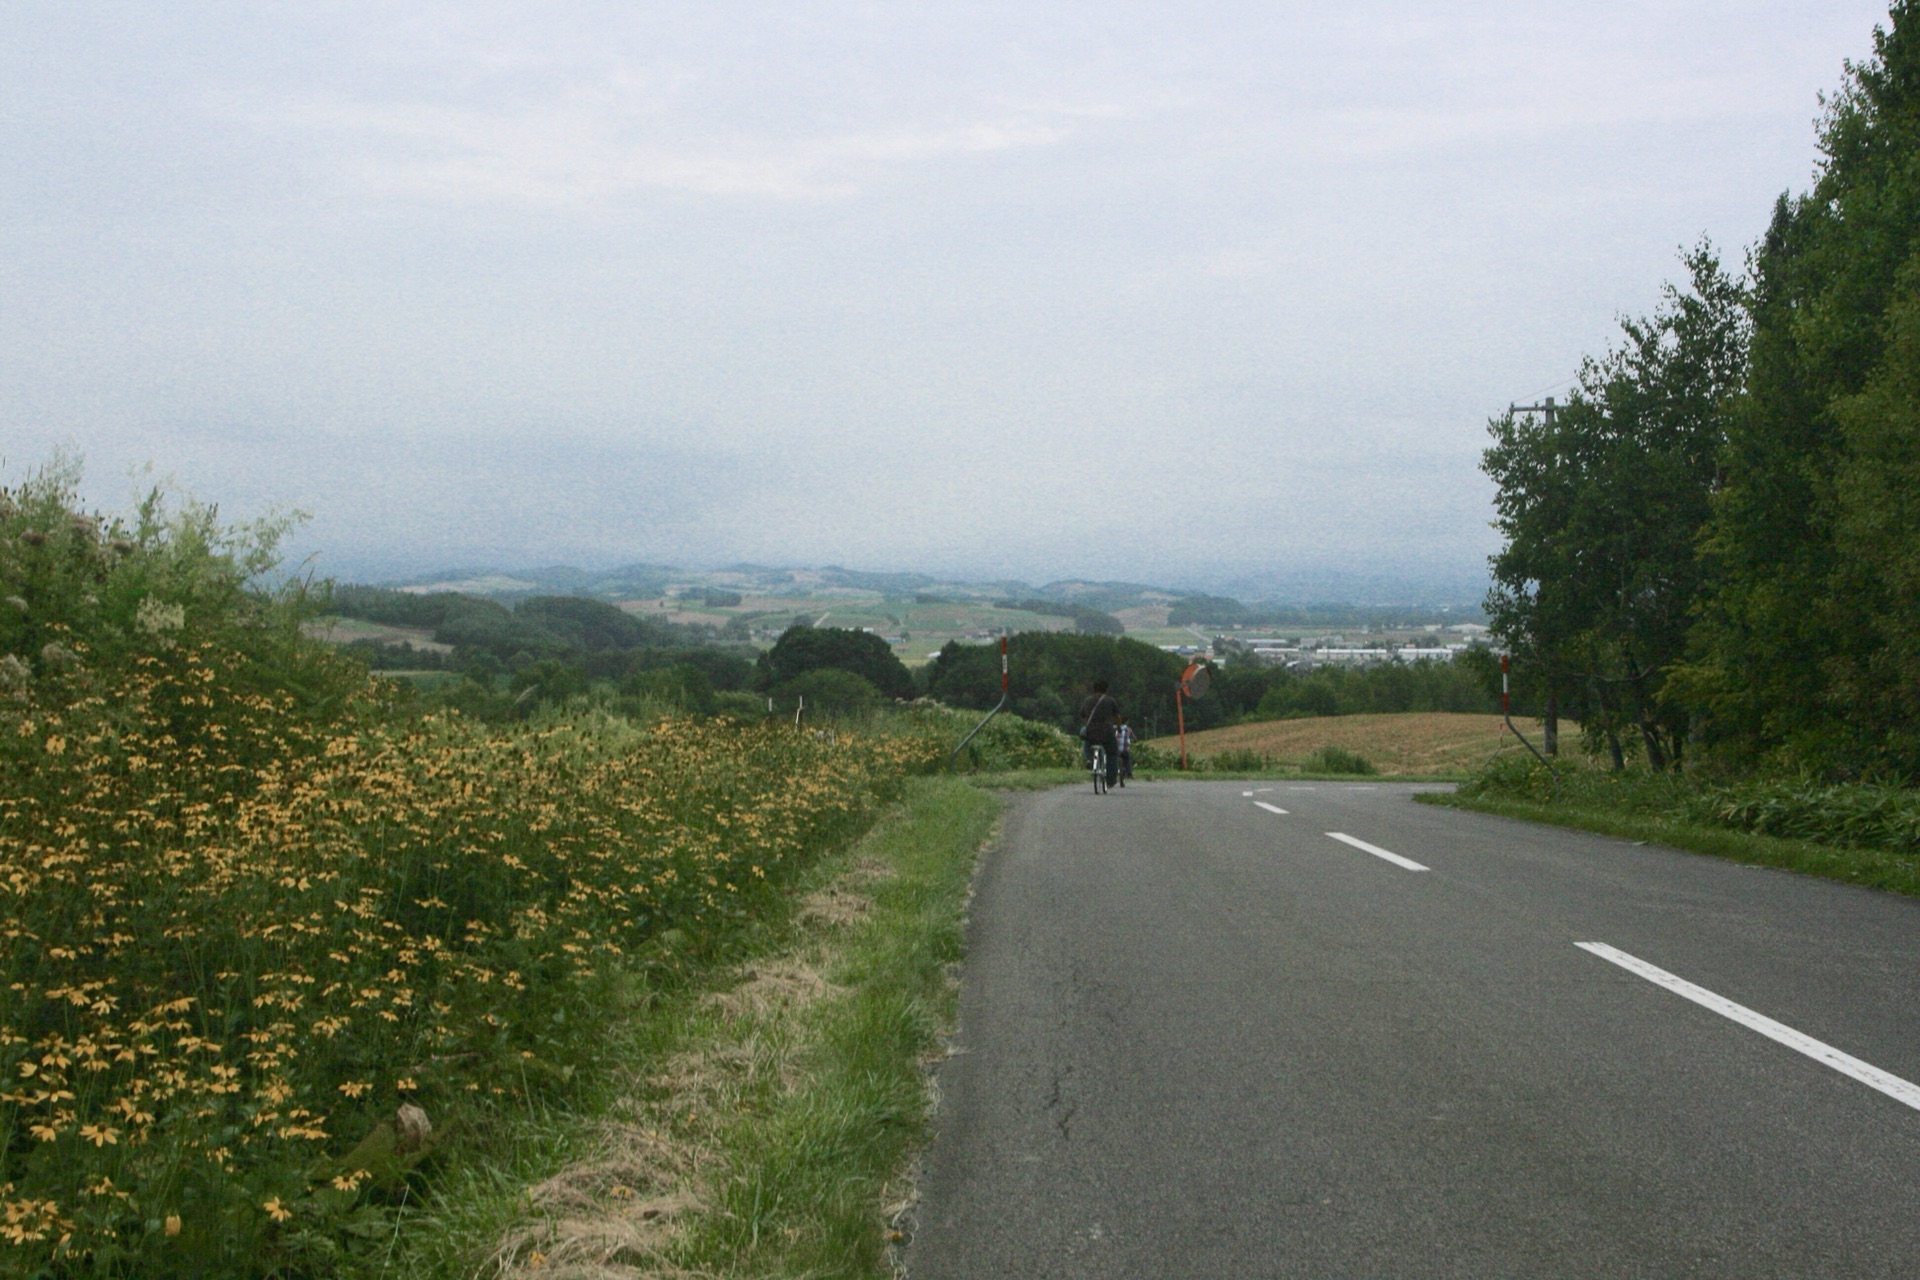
[1111,604,1172,629]
[1146,711,1547,777]
[620,593,1075,662]
[302,615,451,652]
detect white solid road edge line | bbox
[1576,942,1920,1113]
[1325,831,1429,872]
[1253,801,1290,816]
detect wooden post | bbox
[1177,685,1188,770]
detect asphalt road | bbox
[906,780,1920,1278]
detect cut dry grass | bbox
[388,776,999,1280]
[1145,711,1545,777]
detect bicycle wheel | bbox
[1091,746,1107,794]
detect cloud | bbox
[5,0,1890,601]
[250,91,1089,204]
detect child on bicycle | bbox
[1114,716,1134,781]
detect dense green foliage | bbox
[756,624,915,700]
[897,703,1078,771]
[925,631,1494,737]
[1682,6,1920,777]
[1486,3,1920,781]
[330,585,713,669]
[513,594,673,651]
[328,585,756,720]
[1460,761,1920,856]
[1303,745,1378,775]
[1241,657,1497,720]
[923,632,1198,735]
[1484,247,1746,769]
[1,460,370,734]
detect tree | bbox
[1483,401,1590,757]
[1684,3,1920,776]
[923,632,1196,735]
[515,595,663,651]
[773,668,884,717]
[757,625,914,700]
[1484,246,1747,770]
[1827,267,1920,770]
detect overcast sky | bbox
[0,2,1894,599]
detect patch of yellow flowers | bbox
[0,637,941,1272]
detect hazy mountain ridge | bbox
[364,562,1486,617]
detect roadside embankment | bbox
[412,775,999,1279]
[1423,761,1920,899]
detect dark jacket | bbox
[1076,693,1120,745]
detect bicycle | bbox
[1089,743,1108,794]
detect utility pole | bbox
[1509,395,1558,424]
[1506,394,1561,755]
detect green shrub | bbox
[894,703,1077,771]
[1211,747,1274,771]
[1457,753,1561,802]
[760,626,913,700]
[1304,745,1377,775]
[1460,758,1920,856]
[618,662,717,715]
[1680,779,1920,852]
[776,667,886,717]
[1129,740,1176,771]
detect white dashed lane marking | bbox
[1325,832,1429,872]
[1577,942,1920,1112]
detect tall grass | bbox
[1459,757,1920,855]
[888,703,1078,773]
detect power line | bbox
[1518,373,1578,402]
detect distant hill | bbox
[357,562,1483,625]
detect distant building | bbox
[1316,648,1391,665]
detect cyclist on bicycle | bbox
[1076,680,1121,790]
[1114,716,1134,782]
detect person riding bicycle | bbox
[1114,715,1134,781]
[1076,680,1121,789]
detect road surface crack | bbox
[1046,1063,1076,1140]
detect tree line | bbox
[924,633,1495,737]
[331,587,1498,732]
[995,598,1126,635]
[1485,4,1920,779]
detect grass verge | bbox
[1421,792,1920,898]
[958,767,1461,789]
[389,775,1000,1278]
